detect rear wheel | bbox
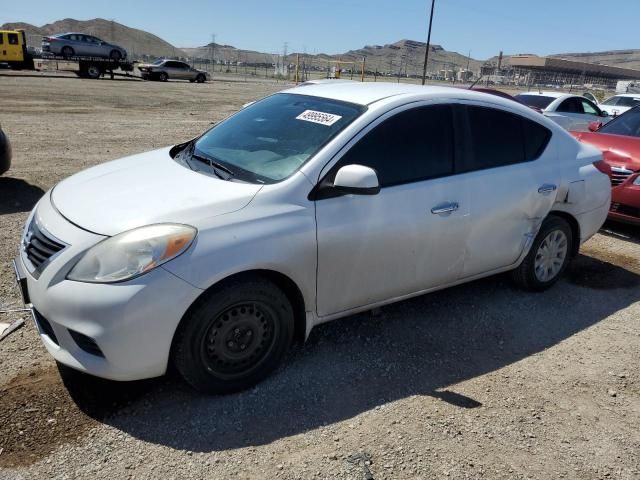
[85,64,101,79]
[195,74,206,83]
[511,215,573,291]
[158,72,168,82]
[61,46,74,58]
[173,277,294,394]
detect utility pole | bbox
[283,42,288,79]
[210,33,216,78]
[421,0,436,85]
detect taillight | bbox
[593,160,611,176]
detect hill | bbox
[0,18,181,58]
[182,39,482,75]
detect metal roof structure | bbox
[509,55,640,80]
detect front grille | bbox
[610,166,634,186]
[32,309,59,345]
[611,202,640,218]
[69,330,104,357]
[23,220,66,271]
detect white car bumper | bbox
[15,193,202,381]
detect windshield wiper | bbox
[191,153,235,180]
[185,142,234,180]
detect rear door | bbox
[553,97,603,131]
[315,103,470,317]
[456,103,559,278]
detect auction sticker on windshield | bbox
[296,110,343,126]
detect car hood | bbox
[571,132,640,172]
[51,147,262,236]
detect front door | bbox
[315,103,470,317]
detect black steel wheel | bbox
[173,276,294,394]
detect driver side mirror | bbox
[588,121,603,132]
[600,110,609,117]
[333,164,380,195]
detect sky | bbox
[1,0,637,60]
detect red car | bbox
[571,107,640,225]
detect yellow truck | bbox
[0,29,34,69]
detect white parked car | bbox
[515,91,611,131]
[14,84,611,393]
[597,94,640,117]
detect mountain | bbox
[0,18,181,58]
[182,39,482,75]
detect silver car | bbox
[42,33,127,61]
[137,59,209,83]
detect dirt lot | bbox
[0,72,639,480]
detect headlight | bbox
[67,224,196,283]
[634,175,640,186]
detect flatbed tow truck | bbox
[1,28,135,79]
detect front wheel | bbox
[109,50,122,61]
[173,277,294,394]
[511,215,574,291]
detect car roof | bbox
[285,82,506,106]
[611,93,640,98]
[516,91,569,99]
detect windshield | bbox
[192,93,365,182]
[514,95,555,110]
[152,59,164,65]
[598,107,640,137]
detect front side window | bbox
[191,93,365,183]
[8,33,18,45]
[598,107,640,137]
[459,106,551,173]
[335,105,454,187]
[581,99,599,115]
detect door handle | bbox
[431,202,459,215]
[537,184,557,194]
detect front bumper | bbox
[15,193,203,381]
[609,181,640,225]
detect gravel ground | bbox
[0,72,639,480]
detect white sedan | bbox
[14,83,611,393]
[597,94,640,117]
[515,91,611,131]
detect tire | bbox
[85,65,101,79]
[511,215,574,291]
[173,277,294,394]
[195,74,206,83]
[109,50,122,61]
[158,72,168,82]
[61,46,74,58]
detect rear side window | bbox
[8,33,18,45]
[515,94,555,110]
[557,98,584,113]
[336,105,454,187]
[460,106,551,173]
